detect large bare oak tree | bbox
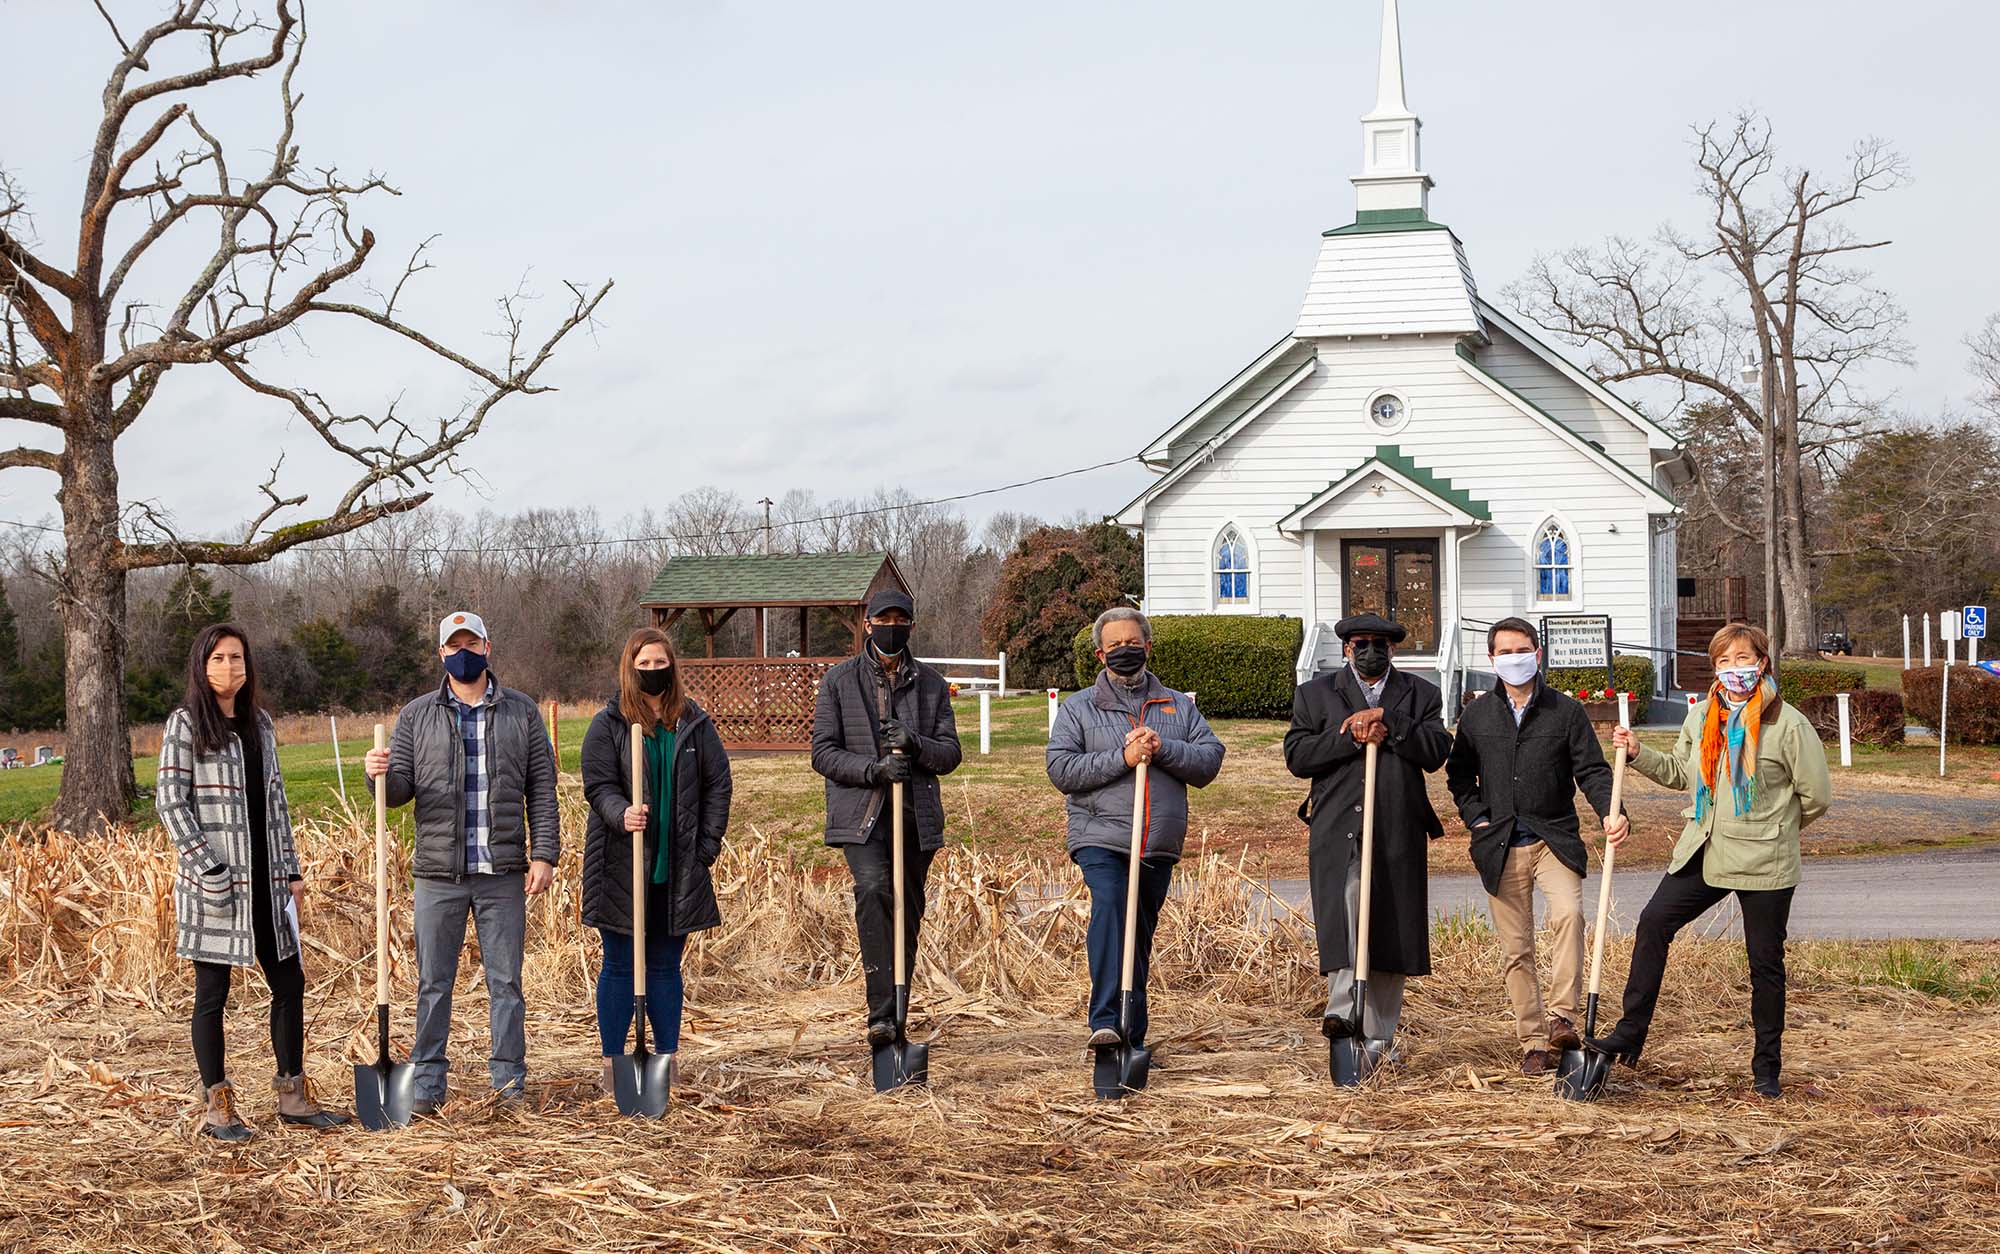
[0,2,610,829]
[1508,114,1908,654]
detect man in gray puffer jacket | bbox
[1047,608,1225,1050]
[366,611,559,1111]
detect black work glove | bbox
[874,753,913,784]
[879,718,916,753]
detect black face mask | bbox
[636,667,674,696]
[1350,639,1391,681]
[870,622,912,656]
[1102,644,1148,677]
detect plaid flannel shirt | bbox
[454,678,496,875]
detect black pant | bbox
[1614,857,1795,1081]
[192,878,305,1088]
[842,821,936,1026]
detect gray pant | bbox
[413,871,527,1101]
[1325,855,1407,1042]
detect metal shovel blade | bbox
[1329,1035,1389,1087]
[1091,1039,1152,1099]
[612,1052,672,1118]
[871,1034,930,1092]
[1553,1045,1613,1102]
[353,1059,417,1131]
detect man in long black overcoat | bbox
[1283,612,1452,1047]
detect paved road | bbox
[1265,843,2000,940]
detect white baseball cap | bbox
[438,611,489,646]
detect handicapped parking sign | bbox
[1966,606,1988,639]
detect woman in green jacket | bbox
[1598,623,1831,1097]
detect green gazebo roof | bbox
[639,551,904,608]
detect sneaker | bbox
[1087,1028,1122,1049]
[198,1080,253,1142]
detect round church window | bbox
[1366,390,1408,433]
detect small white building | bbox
[1115,0,1690,706]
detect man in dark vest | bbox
[1283,612,1451,1050]
[809,588,963,1044]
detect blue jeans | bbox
[596,923,688,1056]
[1074,846,1174,1048]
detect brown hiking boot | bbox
[274,1074,352,1129]
[199,1080,253,1142]
[1520,1049,1555,1076]
[1546,1015,1582,1051]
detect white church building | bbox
[1115,0,1690,706]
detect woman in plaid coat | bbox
[159,624,348,1140]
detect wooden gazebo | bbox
[639,551,910,749]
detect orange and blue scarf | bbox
[1695,675,1769,820]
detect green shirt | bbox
[646,727,677,886]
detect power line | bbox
[0,453,1141,558]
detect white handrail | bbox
[1296,621,1324,686]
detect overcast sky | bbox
[3,0,1995,545]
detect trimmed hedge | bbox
[1543,654,1656,724]
[1903,665,2000,745]
[1774,660,1867,703]
[1798,690,1907,746]
[1072,615,1303,718]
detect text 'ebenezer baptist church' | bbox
[1116,0,1692,704]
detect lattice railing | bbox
[679,658,840,749]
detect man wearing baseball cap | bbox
[809,586,963,1045]
[365,611,559,1112]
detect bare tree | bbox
[1971,312,2000,420]
[0,2,610,827]
[1508,114,1908,654]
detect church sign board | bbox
[1540,614,1614,692]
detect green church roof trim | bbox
[639,551,903,608]
[1282,444,1491,527]
[1324,208,1453,237]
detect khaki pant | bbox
[1485,841,1583,1054]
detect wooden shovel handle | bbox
[631,723,646,997]
[374,723,389,1008]
[1119,760,1148,995]
[1586,742,1628,997]
[1354,740,1379,984]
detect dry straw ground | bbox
[1,784,1996,1252]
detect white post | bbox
[1972,636,1980,666]
[1617,690,1631,729]
[997,651,1008,697]
[329,715,348,806]
[1923,613,1932,667]
[1047,687,1059,734]
[1948,635,1958,668]
[1902,614,1911,669]
[1939,663,1950,778]
[978,690,991,755]
[1835,691,1852,768]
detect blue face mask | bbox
[443,647,489,683]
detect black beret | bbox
[1334,612,1407,643]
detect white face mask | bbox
[1717,665,1762,696]
[1493,652,1540,686]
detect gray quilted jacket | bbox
[158,706,301,967]
[1045,670,1226,862]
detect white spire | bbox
[1352,0,1433,217]
[1367,0,1410,119]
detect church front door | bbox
[1341,538,1439,653]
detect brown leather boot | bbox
[274,1073,352,1129]
[1519,1049,1555,1076]
[199,1080,253,1142]
[1545,1015,1582,1051]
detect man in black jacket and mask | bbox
[1283,613,1451,1052]
[809,588,963,1044]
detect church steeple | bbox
[1352,0,1432,218]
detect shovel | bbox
[612,723,673,1117]
[1555,705,1629,1102]
[355,724,417,1130]
[871,762,930,1091]
[1093,759,1154,1099]
[1331,740,1390,1086]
